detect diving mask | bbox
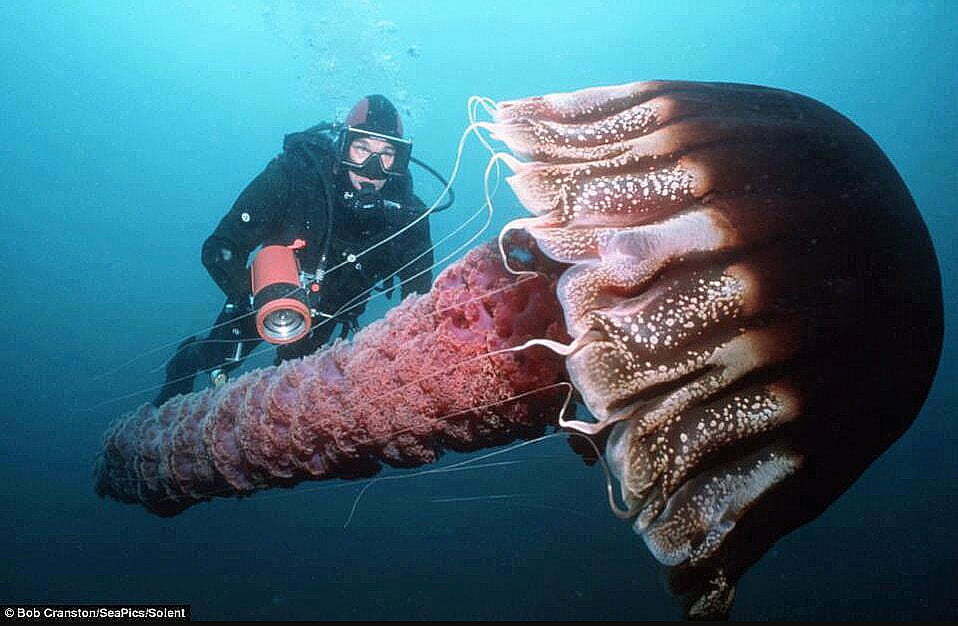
[338,126,412,179]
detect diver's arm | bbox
[202,158,290,303]
[397,194,435,297]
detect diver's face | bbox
[347,136,396,191]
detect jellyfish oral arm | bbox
[95,239,570,517]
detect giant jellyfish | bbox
[96,81,943,619]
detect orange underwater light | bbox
[251,240,312,344]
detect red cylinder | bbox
[251,245,301,295]
[251,245,312,344]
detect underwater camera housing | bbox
[250,240,312,344]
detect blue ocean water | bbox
[1,0,955,620]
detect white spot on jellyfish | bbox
[241,212,251,223]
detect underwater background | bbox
[1,0,955,620]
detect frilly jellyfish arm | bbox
[492,80,942,619]
[94,237,570,517]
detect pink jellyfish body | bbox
[96,81,942,619]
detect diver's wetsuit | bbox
[154,128,434,406]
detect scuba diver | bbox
[153,94,453,406]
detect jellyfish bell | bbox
[489,80,943,618]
